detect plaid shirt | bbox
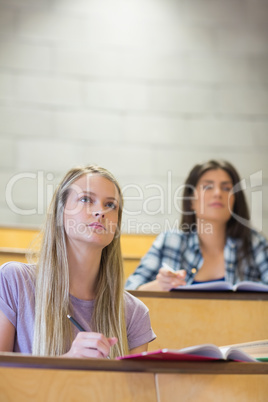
[125,229,268,290]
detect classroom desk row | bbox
[0,226,156,279]
[0,247,140,280]
[0,353,267,402]
[130,290,268,351]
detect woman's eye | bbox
[223,187,232,192]
[80,196,92,203]
[106,202,117,210]
[202,184,213,190]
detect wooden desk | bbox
[0,354,267,402]
[130,291,268,351]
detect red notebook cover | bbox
[117,349,219,361]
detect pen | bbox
[163,262,176,273]
[67,314,86,332]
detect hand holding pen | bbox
[156,263,186,291]
[66,315,117,359]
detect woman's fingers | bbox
[157,268,187,290]
[69,332,118,358]
[108,337,118,346]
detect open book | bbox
[118,342,264,362]
[222,339,268,362]
[172,280,268,292]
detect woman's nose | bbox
[213,186,222,196]
[94,211,105,218]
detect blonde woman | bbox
[0,165,155,358]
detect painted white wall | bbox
[0,0,267,236]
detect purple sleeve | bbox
[0,263,18,326]
[124,291,156,350]
[0,262,35,354]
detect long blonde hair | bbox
[32,165,128,358]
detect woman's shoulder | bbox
[0,261,36,284]
[123,290,149,315]
[249,229,268,246]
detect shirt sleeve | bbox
[125,292,156,350]
[251,231,268,284]
[125,232,166,290]
[0,263,18,326]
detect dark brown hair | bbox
[180,160,251,259]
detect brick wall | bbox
[0,0,267,235]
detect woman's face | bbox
[191,169,235,224]
[63,174,120,249]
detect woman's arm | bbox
[249,231,268,284]
[0,310,15,352]
[129,343,148,355]
[137,267,186,291]
[125,232,186,291]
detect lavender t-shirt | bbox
[0,262,156,354]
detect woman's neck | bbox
[196,219,226,253]
[67,241,102,300]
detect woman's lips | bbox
[208,202,224,207]
[87,222,107,230]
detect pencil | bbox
[163,262,175,273]
[67,314,86,332]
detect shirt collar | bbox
[187,230,237,251]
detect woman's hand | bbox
[64,332,118,359]
[156,266,186,291]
